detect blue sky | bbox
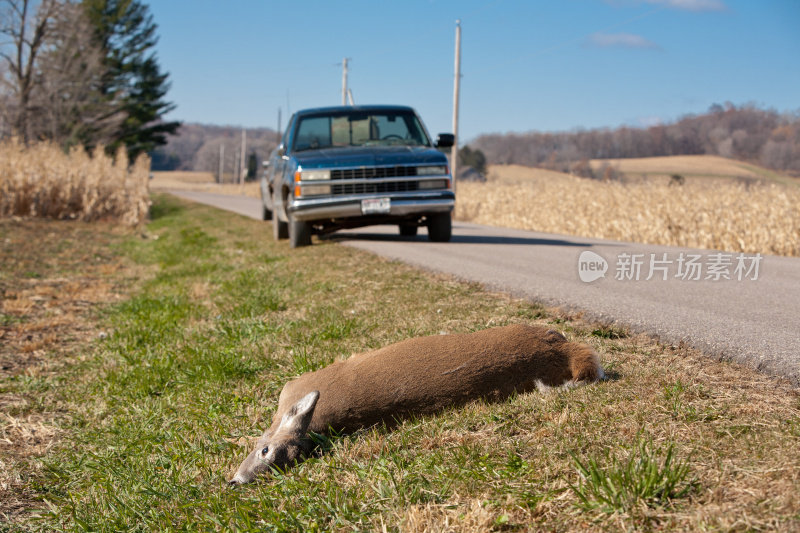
[145,0,799,142]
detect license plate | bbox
[361,198,391,215]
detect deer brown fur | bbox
[229,324,603,484]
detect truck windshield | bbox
[293,111,431,152]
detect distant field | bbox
[151,170,216,183]
[150,171,260,198]
[457,161,800,256]
[152,159,800,257]
[589,154,798,186]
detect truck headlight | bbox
[416,165,447,176]
[301,169,331,181]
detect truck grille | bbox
[327,165,425,196]
[332,181,420,195]
[330,166,418,180]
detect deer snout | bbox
[228,475,245,487]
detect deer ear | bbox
[277,390,320,437]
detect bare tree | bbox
[1,0,124,148]
[34,1,122,148]
[0,0,60,142]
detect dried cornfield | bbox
[456,165,800,257]
[0,139,150,226]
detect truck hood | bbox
[292,146,447,169]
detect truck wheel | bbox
[399,224,418,237]
[272,206,288,240]
[427,213,452,242]
[261,185,272,220]
[289,213,312,248]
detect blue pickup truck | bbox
[261,105,455,247]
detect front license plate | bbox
[361,198,391,215]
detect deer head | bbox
[228,390,319,485]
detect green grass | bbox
[737,162,800,188]
[3,194,799,531]
[570,437,697,515]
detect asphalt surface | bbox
[168,189,800,385]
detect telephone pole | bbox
[218,144,224,183]
[277,108,282,144]
[240,128,247,187]
[341,58,350,105]
[451,20,462,207]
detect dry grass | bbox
[400,498,495,532]
[456,164,800,256]
[0,139,150,226]
[149,170,261,198]
[0,217,131,521]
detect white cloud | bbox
[636,116,664,127]
[586,32,660,49]
[605,0,727,11]
[645,0,726,12]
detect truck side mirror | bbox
[435,134,455,149]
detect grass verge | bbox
[1,194,798,531]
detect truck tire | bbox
[261,185,273,220]
[289,213,312,248]
[427,213,452,242]
[399,224,418,237]
[273,206,288,240]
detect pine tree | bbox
[458,145,487,175]
[82,0,180,158]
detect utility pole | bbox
[451,20,462,211]
[341,58,350,105]
[347,88,355,106]
[218,144,224,184]
[240,128,247,187]
[277,107,282,144]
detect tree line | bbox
[150,123,279,181]
[0,0,178,159]
[153,124,490,183]
[472,104,800,174]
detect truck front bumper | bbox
[288,191,455,222]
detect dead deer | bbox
[229,324,603,485]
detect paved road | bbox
[168,190,800,385]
